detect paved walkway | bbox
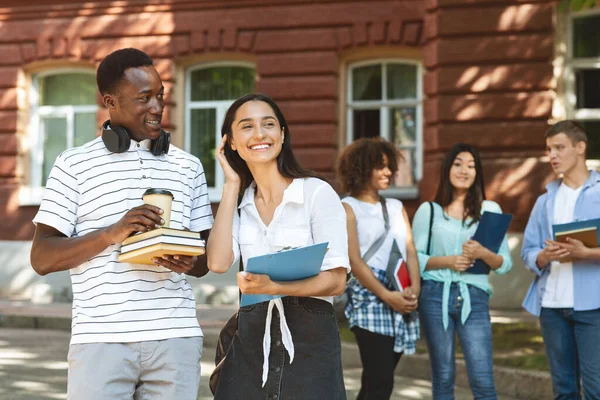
[0,299,542,399]
[0,299,538,325]
[0,327,519,400]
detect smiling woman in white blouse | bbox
[206,93,350,399]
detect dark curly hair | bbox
[336,137,400,197]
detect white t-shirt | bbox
[33,137,214,344]
[341,197,407,271]
[231,177,351,304]
[542,182,583,308]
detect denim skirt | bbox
[214,296,346,400]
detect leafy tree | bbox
[560,0,598,12]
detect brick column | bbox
[422,0,555,229]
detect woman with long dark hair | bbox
[412,143,512,399]
[206,93,349,399]
[337,137,420,399]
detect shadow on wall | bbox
[489,233,532,309]
[0,241,72,302]
[0,240,241,305]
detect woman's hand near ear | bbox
[217,135,241,185]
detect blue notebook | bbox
[240,242,329,307]
[467,211,512,275]
[552,218,600,243]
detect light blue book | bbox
[240,242,329,307]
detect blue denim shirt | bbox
[521,170,600,316]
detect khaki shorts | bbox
[67,336,203,400]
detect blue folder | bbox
[240,242,329,307]
[467,211,512,275]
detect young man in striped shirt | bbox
[30,48,213,400]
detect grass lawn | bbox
[339,321,549,372]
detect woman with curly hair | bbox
[337,137,421,400]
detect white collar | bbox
[238,178,305,209]
[129,138,152,151]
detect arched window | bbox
[29,70,98,191]
[185,63,255,199]
[347,60,423,190]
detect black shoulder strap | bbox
[237,199,244,303]
[427,201,434,255]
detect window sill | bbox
[586,160,600,172]
[210,186,420,203]
[208,187,223,203]
[19,187,45,207]
[380,186,419,200]
[20,185,419,207]
[21,186,227,207]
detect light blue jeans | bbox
[540,307,600,400]
[419,280,496,400]
[67,336,203,400]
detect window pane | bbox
[42,117,67,186]
[575,69,600,109]
[40,73,96,106]
[352,65,382,101]
[390,107,417,187]
[190,109,217,187]
[74,112,98,147]
[578,121,600,160]
[573,15,600,59]
[392,147,417,187]
[190,67,255,101]
[387,64,417,99]
[352,109,380,140]
[390,107,417,146]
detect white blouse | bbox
[231,177,351,298]
[342,196,408,270]
[230,177,350,386]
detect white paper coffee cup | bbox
[142,189,173,228]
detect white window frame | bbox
[565,8,600,160]
[346,59,423,198]
[21,69,98,206]
[184,62,255,202]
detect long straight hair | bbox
[220,93,323,194]
[434,143,486,226]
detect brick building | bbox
[0,0,597,305]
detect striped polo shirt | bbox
[33,136,213,344]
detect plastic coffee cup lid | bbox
[142,189,173,198]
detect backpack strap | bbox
[427,201,434,255]
[361,196,390,264]
[237,197,244,303]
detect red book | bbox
[385,240,411,291]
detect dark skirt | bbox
[214,296,347,400]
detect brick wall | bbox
[0,0,425,240]
[422,0,556,230]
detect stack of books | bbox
[553,217,600,262]
[117,227,205,265]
